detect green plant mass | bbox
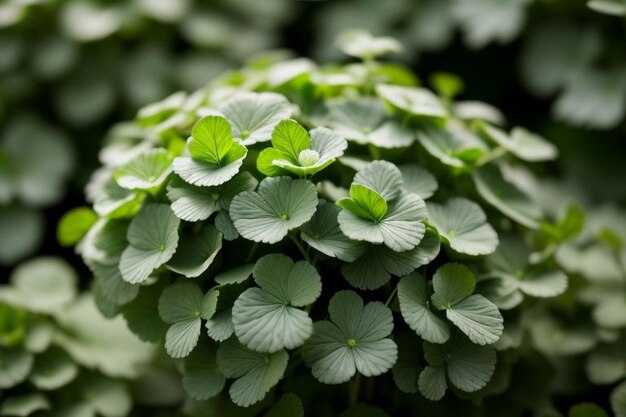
[55,31,626,417]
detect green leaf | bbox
[586,338,626,385]
[230,177,318,244]
[528,316,596,356]
[611,381,626,417]
[420,332,497,399]
[473,166,542,229]
[302,291,397,384]
[216,338,289,407]
[481,124,557,162]
[258,121,347,177]
[392,332,424,394]
[569,403,609,417]
[114,149,173,190]
[264,394,304,417]
[29,347,78,390]
[206,284,245,342]
[0,393,50,417]
[166,225,222,278]
[301,201,368,262]
[342,231,440,290]
[182,341,225,401]
[588,0,626,16]
[398,272,450,344]
[0,207,43,265]
[376,84,446,118]
[159,281,206,358]
[215,264,254,285]
[427,198,499,255]
[431,264,476,309]
[172,116,247,187]
[8,257,77,313]
[122,284,168,343]
[215,211,239,241]
[219,92,293,145]
[353,160,403,201]
[166,177,220,222]
[417,126,487,168]
[119,204,180,284]
[338,30,402,60]
[88,260,139,306]
[93,177,145,218]
[57,207,98,247]
[398,164,438,199]
[0,348,33,389]
[78,374,132,417]
[233,254,321,353]
[337,184,388,222]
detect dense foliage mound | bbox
[63,32,626,417]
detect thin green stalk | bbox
[289,233,312,264]
[348,373,362,405]
[384,286,398,307]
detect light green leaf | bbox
[78,375,132,417]
[170,172,257,223]
[57,207,98,247]
[588,0,626,16]
[517,270,568,298]
[267,119,310,161]
[215,211,239,241]
[445,295,504,346]
[417,126,487,168]
[302,291,397,384]
[398,164,438,199]
[420,332,497,399]
[338,30,402,60]
[586,338,626,385]
[215,264,254,285]
[114,149,173,190]
[8,257,77,313]
[119,204,180,284]
[219,92,293,145]
[342,231,440,290]
[0,393,50,417]
[427,198,499,255]
[172,116,247,187]
[569,403,609,417]
[93,177,145,218]
[182,342,225,401]
[233,254,321,353]
[376,84,446,118]
[159,281,206,358]
[301,201,368,262]
[230,177,318,244]
[611,381,626,417]
[337,184,388,223]
[0,348,33,389]
[24,322,53,354]
[0,207,43,265]
[166,225,222,278]
[473,166,542,229]
[398,272,450,344]
[353,160,403,201]
[528,316,596,356]
[481,124,557,162]
[264,393,304,417]
[431,264,476,309]
[29,347,78,390]
[206,284,244,342]
[216,338,289,407]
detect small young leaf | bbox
[57,207,98,247]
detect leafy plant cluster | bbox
[0,0,291,266]
[0,257,154,416]
[313,0,626,130]
[60,33,626,417]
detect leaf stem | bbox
[384,286,398,307]
[245,242,258,263]
[477,146,507,166]
[289,233,312,264]
[348,373,362,405]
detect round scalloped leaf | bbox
[611,381,626,417]
[517,270,568,298]
[215,264,254,286]
[230,177,318,244]
[481,124,557,162]
[172,116,247,187]
[0,394,50,417]
[119,204,180,284]
[29,347,78,390]
[233,254,321,353]
[182,342,225,401]
[0,348,33,389]
[529,316,596,356]
[121,284,168,343]
[301,201,367,262]
[9,257,77,313]
[418,365,448,401]
[392,332,424,394]
[0,207,44,266]
[586,339,626,385]
[398,272,450,344]
[569,403,609,417]
[417,126,488,168]
[219,92,293,145]
[302,291,397,384]
[114,149,173,190]
[376,84,446,118]
[473,166,542,229]
[264,393,304,417]
[339,30,402,60]
[216,338,289,407]
[215,211,239,241]
[427,198,499,256]
[398,164,438,199]
[93,177,146,218]
[353,160,403,201]
[205,284,245,342]
[166,225,222,278]
[342,231,440,290]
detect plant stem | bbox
[245,242,258,263]
[348,373,362,405]
[384,286,398,307]
[289,233,312,263]
[477,146,507,166]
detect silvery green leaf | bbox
[264,393,304,417]
[0,207,43,265]
[232,254,321,353]
[481,124,557,162]
[88,260,139,306]
[427,198,499,256]
[218,92,293,145]
[588,0,626,15]
[611,381,626,417]
[417,126,488,168]
[342,231,440,290]
[528,315,596,356]
[398,272,450,344]
[230,177,318,244]
[119,204,180,284]
[302,291,397,384]
[0,348,33,389]
[182,342,225,401]
[338,30,402,60]
[114,149,173,190]
[29,347,78,390]
[122,284,168,343]
[398,164,438,199]
[166,225,222,278]
[453,101,505,125]
[268,58,316,86]
[473,166,542,229]
[0,393,50,417]
[214,264,254,286]
[376,84,446,118]
[586,338,626,385]
[60,1,122,42]
[216,338,289,407]
[353,160,403,201]
[392,332,424,394]
[215,211,239,241]
[418,365,448,401]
